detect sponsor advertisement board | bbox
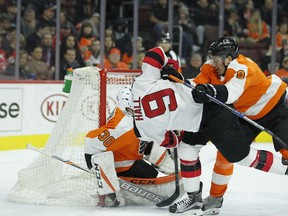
[0,88,23,131]
[0,82,285,150]
[0,82,67,150]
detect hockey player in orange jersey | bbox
[131,45,288,216]
[188,37,288,215]
[84,86,176,207]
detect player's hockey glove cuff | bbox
[167,59,179,71]
[192,84,217,103]
[173,130,184,142]
[161,64,183,82]
[160,130,180,149]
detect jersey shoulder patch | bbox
[236,70,245,79]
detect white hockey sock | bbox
[238,147,287,175]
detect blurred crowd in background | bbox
[0,0,288,83]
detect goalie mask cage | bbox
[8,67,141,206]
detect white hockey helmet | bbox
[116,86,134,115]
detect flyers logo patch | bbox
[236,70,245,79]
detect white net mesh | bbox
[8,67,140,206]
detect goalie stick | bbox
[156,148,180,207]
[168,75,288,150]
[26,144,166,204]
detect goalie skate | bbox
[169,182,203,215]
[202,195,223,215]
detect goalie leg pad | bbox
[147,143,167,166]
[92,151,120,195]
[146,143,175,175]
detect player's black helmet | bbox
[158,32,171,43]
[209,37,239,59]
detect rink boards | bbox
[0,81,279,150]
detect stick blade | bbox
[156,188,180,207]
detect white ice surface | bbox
[0,143,287,216]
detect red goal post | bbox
[99,68,141,126]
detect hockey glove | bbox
[167,59,179,71]
[161,64,183,82]
[192,84,217,103]
[160,130,180,149]
[173,130,184,142]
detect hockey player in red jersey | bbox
[132,45,288,216]
[188,37,288,215]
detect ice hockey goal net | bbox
[8,67,141,206]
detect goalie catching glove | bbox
[161,64,183,82]
[146,141,178,174]
[192,84,217,103]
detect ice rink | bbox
[1,143,287,216]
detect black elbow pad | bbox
[213,85,228,103]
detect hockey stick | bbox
[169,75,288,150]
[156,148,180,207]
[26,144,166,204]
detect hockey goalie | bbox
[84,86,181,207]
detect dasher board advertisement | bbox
[0,88,23,132]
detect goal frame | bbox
[99,68,141,126]
[8,67,142,206]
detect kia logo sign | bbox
[41,94,68,122]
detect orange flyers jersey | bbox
[193,55,287,120]
[85,107,144,173]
